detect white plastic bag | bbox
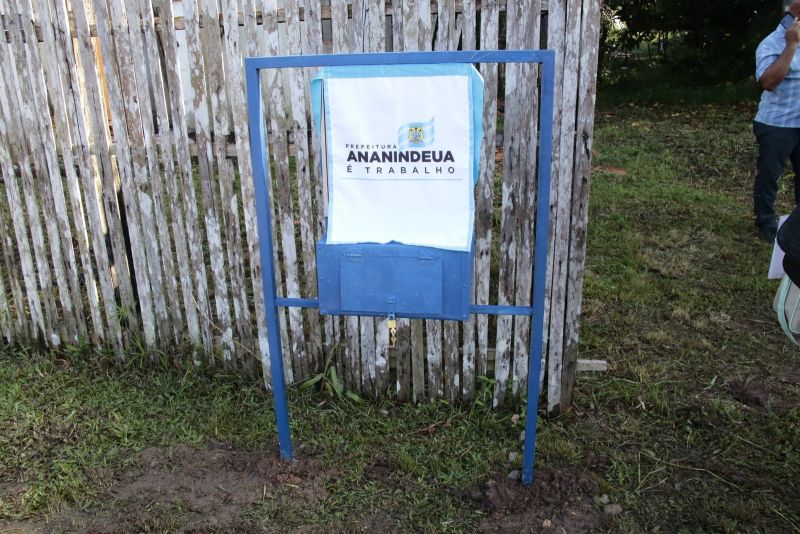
[773,274,800,346]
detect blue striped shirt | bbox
[755,24,800,128]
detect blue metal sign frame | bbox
[245,50,555,486]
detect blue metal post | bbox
[245,62,293,461]
[521,52,556,486]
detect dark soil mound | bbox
[469,467,602,533]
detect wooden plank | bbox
[119,0,185,345]
[509,0,541,397]
[0,159,28,341]
[0,117,50,345]
[0,3,61,345]
[472,0,498,398]
[238,0,271,378]
[425,320,442,399]
[0,188,32,342]
[156,0,213,356]
[576,359,606,372]
[391,0,403,50]
[345,315,361,388]
[276,0,313,381]
[0,131,29,341]
[494,0,542,406]
[433,0,459,402]
[200,0,251,364]
[311,1,335,367]
[66,0,129,353]
[35,0,104,342]
[352,0,383,52]
[435,0,456,50]
[547,0,581,413]
[140,0,187,343]
[220,0,262,368]
[303,0,323,55]
[395,317,411,401]
[0,66,44,342]
[262,0,294,384]
[284,0,323,376]
[61,0,121,352]
[302,0,335,382]
[109,0,174,346]
[254,0,277,375]
[266,0,308,381]
[541,2,563,403]
[184,0,236,361]
[401,0,433,399]
[377,5,399,392]
[367,0,385,52]
[331,0,351,53]
[133,0,192,346]
[459,0,477,400]
[94,0,163,348]
[442,321,459,401]
[369,0,387,396]
[0,232,10,342]
[17,0,88,342]
[359,316,376,392]
[374,316,390,393]
[351,0,385,395]
[460,0,475,49]
[329,0,359,389]
[562,0,601,409]
[22,0,89,342]
[297,0,314,129]
[11,0,80,342]
[411,319,425,402]
[98,0,163,346]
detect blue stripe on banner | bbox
[397,117,435,150]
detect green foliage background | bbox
[602,1,786,84]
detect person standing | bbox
[753,2,800,242]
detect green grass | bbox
[1,97,800,532]
[576,100,800,531]
[0,347,525,531]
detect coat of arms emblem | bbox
[408,126,424,145]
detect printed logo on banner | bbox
[398,118,434,150]
[343,117,457,179]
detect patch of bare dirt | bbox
[363,457,393,482]
[729,378,796,412]
[469,468,603,533]
[45,442,329,533]
[730,379,770,408]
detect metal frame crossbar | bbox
[245,50,556,486]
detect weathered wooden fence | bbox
[0,0,600,412]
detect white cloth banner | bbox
[322,73,474,250]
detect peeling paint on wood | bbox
[157,0,212,356]
[285,0,323,375]
[185,0,235,360]
[562,0,601,408]
[0,0,600,414]
[474,0,498,398]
